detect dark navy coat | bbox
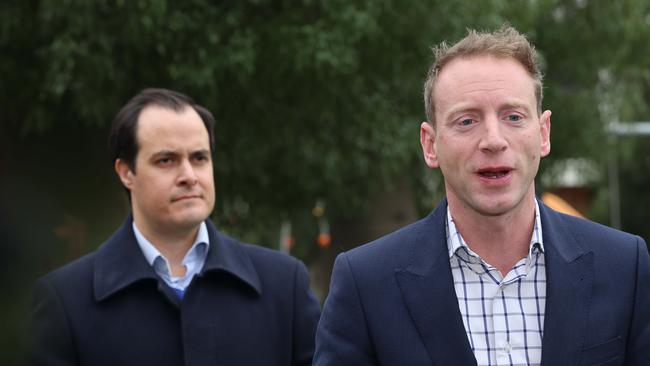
[31,218,321,366]
[315,200,650,365]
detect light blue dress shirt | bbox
[132,222,210,293]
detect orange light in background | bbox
[316,233,331,248]
[541,192,585,218]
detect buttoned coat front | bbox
[314,200,650,366]
[31,218,321,366]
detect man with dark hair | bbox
[315,26,650,365]
[31,88,321,366]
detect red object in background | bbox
[316,233,331,248]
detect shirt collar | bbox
[446,200,545,260]
[93,216,262,302]
[132,221,210,271]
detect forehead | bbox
[434,56,536,111]
[136,105,209,153]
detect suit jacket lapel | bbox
[395,202,477,366]
[539,203,594,365]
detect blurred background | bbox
[2,0,650,363]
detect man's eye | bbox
[506,114,522,122]
[157,158,172,165]
[459,118,474,126]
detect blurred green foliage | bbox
[2,0,650,364]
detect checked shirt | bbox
[446,202,546,366]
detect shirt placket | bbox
[495,259,530,366]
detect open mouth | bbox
[477,168,512,179]
[479,170,509,178]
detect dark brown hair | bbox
[108,88,216,172]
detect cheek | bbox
[438,145,468,169]
[199,169,215,188]
[518,133,541,160]
[135,175,169,201]
[144,185,168,207]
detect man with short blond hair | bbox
[315,26,650,366]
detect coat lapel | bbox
[201,220,261,295]
[539,203,594,365]
[392,201,595,365]
[395,202,477,366]
[94,215,159,302]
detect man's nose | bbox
[478,117,508,153]
[177,160,198,185]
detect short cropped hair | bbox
[423,25,543,126]
[108,88,216,172]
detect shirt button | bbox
[504,342,512,354]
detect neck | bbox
[133,218,200,277]
[448,196,536,276]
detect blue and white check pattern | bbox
[447,202,546,366]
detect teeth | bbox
[482,171,506,178]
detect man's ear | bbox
[540,110,552,158]
[420,121,439,168]
[115,159,135,189]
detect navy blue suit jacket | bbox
[31,217,321,366]
[315,200,650,365]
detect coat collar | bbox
[93,215,261,302]
[201,219,262,295]
[395,200,478,365]
[538,202,594,365]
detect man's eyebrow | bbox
[444,100,532,119]
[190,149,211,156]
[444,104,481,121]
[150,150,178,159]
[500,101,531,112]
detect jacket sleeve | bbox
[624,236,650,365]
[30,278,78,366]
[314,252,377,366]
[291,260,321,366]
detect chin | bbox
[478,193,532,216]
[173,208,211,227]
[472,198,516,216]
